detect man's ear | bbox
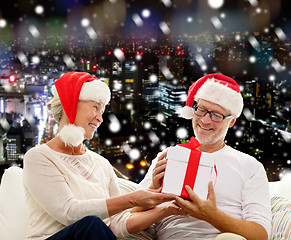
[229,117,236,128]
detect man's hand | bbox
[149,151,167,190]
[175,182,218,222]
[175,182,268,240]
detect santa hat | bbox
[178,73,243,119]
[52,72,111,146]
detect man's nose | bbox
[201,112,212,123]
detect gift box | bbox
[161,146,214,200]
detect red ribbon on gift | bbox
[178,137,201,199]
[180,149,201,199]
[178,137,200,150]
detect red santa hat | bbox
[178,73,243,119]
[52,72,111,146]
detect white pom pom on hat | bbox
[52,72,111,146]
[178,73,243,119]
[57,124,85,147]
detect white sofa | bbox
[0,166,291,240]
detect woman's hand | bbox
[149,151,168,190]
[130,188,175,210]
[159,201,188,217]
[126,201,187,235]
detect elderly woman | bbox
[23,72,184,240]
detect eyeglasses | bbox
[193,106,232,122]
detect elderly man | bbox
[139,73,271,240]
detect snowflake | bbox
[17,52,29,67]
[81,18,90,27]
[235,130,243,138]
[275,27,287,41]
[0,19,7,28]
[143,122,151,130]
[160,144,167,151]
[141,9,151,18]
[156,113,165,122]
[159,21,171,35]
[129,135,137,143]
[129,148,141,160]
[149,74,158,83]
[132,14,143,27]
[105,139,112,146]
[35,5,44,15]
[211,16,222,30]
[148,131,160,144]
[31,56,40,65]
[113,48,125,62]
[249,56,256,63]
[176,127,188,139]
[29,25,40,38]
[208,0,224,9]
[108,114,121,133]
[0,118,10,131]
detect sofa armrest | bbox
[0,166,28,240]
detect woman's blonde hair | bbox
[51,87,63,123]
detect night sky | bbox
[1,0,291,36]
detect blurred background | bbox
[0,0,290,183]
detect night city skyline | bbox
[1,0,291,182]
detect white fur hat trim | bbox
[195,79,243,117]
[79,80,111,105]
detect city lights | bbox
[0,0,290,183]
[126,163,134,170]
[139,160,148,167]
[8,75,16,83]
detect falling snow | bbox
[159,21,171,35]
[108,114,121,133]
[113,48,125,62]
[35,5,44,15]
[208,0,224,9]
[0,0,290,182]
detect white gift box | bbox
[161,146,214,200]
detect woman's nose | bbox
[97,113,103,123]
[94,111,103,123]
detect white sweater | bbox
[23,144,130,240]
[139,144,272,240]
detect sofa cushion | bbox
[271,196,291,240]
[269,180,291,200]
[0,166,29,240]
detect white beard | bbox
[194,121,230,146]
